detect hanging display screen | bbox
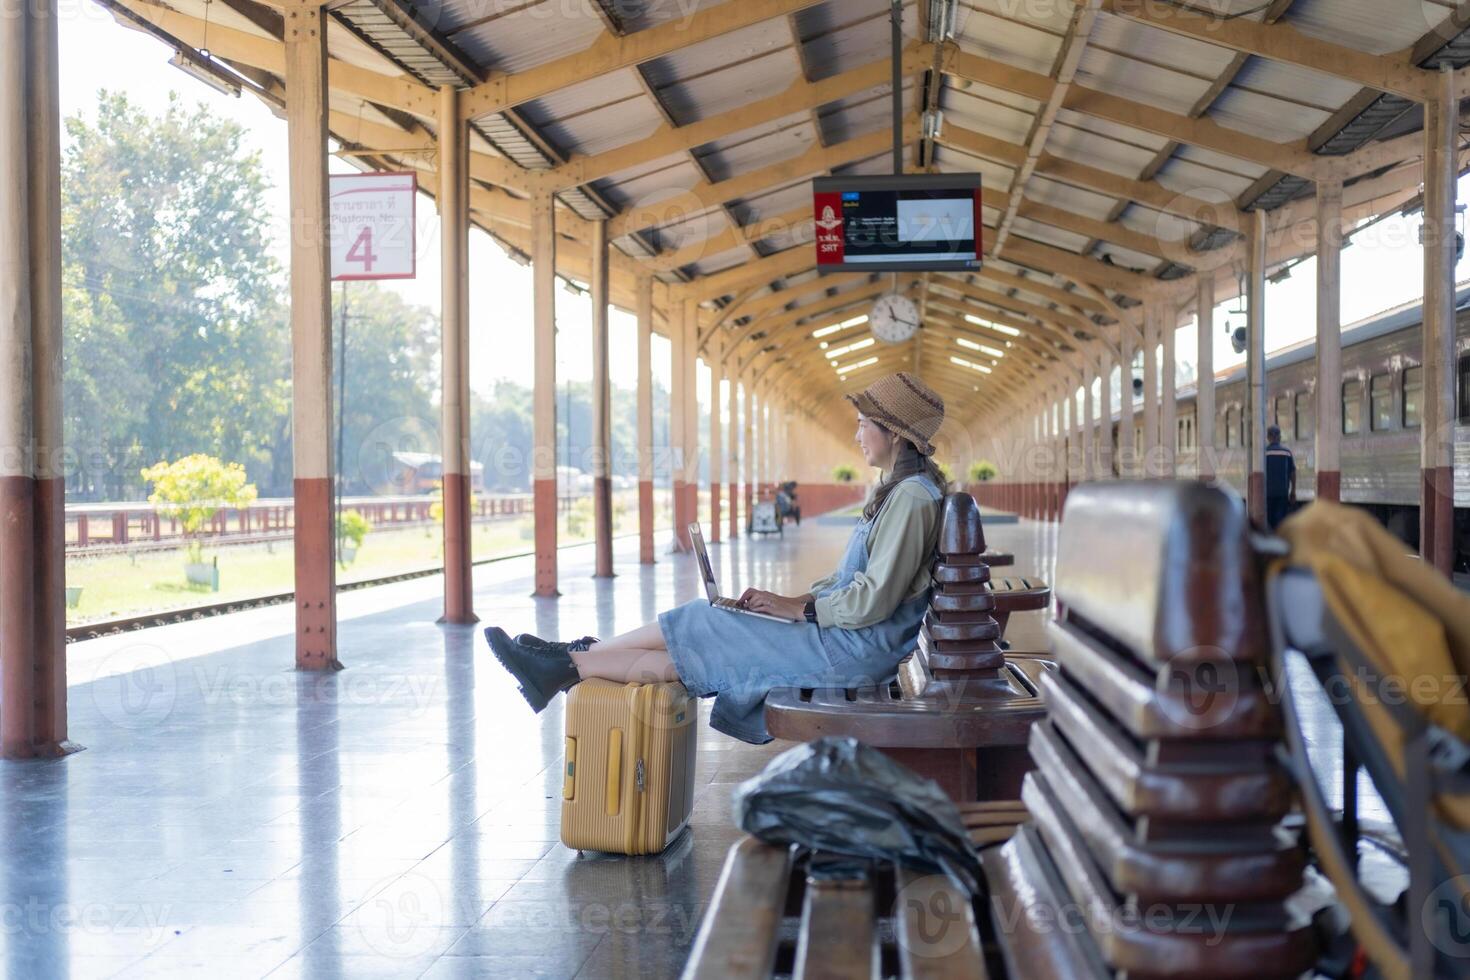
[812,173,983,273]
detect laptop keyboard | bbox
[712,597,743,609]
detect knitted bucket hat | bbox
[845,372,945,456]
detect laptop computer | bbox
[687,522,794,623]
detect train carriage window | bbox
[1342,379,1362,435]
[1402,365,1423,429]
[1370,373,1393,431]
[1294,392,1312,443]
[1459,353,1470,423]
[1273,395,1292,439]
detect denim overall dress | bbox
[658,474,940,743]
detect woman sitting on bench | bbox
[486,372,951,744]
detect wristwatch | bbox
[803,600,818,623]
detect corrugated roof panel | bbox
[1093,242,1159,273]
[615,0,725,33]
[1011,219,1091,253]
[954,9,1063,76]
[1170,144,1269,180]
[1074,49,1211,116]
[439,1,605,74]
[1207,87,1334,143]
[1154,157,1258,201]
[1088,10,1242,76]
[818,81,915,144]
[590,155,701,207]
[1285,0,1448,56]
[753,220,814,255]
[940,93,1035,147]
[517,71,661,157]
[1025,175,1121,220]
[731,181,815,224]
[832,144,919,175]
[1046,122,1165,177]
[929,148,1015,194]
[796,2,917,81]
[944,78,1043,117]
[652,48,802,125]
[590,150,699,198]
[967,0,1075,34]
[1052,109,1171,152]
[640,18,795,86]
[651,208,734,252]
[691,243,767,277]
[696,117,819,182]
[1118,203,1200,245]
[1230,58,1364,110]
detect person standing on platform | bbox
[1264,424,1296,530]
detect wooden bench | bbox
[766,493,1053,801]
[681,801,1028,980]
[984,481,1316,979]
[688,482,1320,980]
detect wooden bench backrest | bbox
[936,491,985,557]
[1055,481,1267,667]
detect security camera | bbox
[1230,326,1247,355]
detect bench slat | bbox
[681,838,794,980]
[793,871,876,980]
[894,866,988,979]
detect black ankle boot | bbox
[514,633,598,656]
[484,627,580,713]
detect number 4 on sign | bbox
[345,227,375,272]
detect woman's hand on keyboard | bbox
[736,589,807,622]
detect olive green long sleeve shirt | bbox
[808,478,941,629]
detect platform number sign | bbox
[329,172,417,281]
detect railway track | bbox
[64,549,534,644]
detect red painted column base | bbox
[1316,469,1341,504]
[709,483,721,543]
[441,472,478,623]
[294,476,341,671]
[672,479,690,552]
[637,479,654,564]
[1421,467,1456,576]
[1248,472,1266,528]
[592,474,614,578]
[533,477,559,597]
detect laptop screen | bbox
[688,523,718,603]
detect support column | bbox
[438,85,475,622]
[531,193,559,595]
[1421,65,1457,575]
[1161,307,1177,478]
[1119,327,1136,478]
[727,369,739,540]
[682,298,700,547]
[285,6,339,669]
[743,384,755,529]
[1082,370,1095,481]
[590,219,613,577]
[0,0,71,755]
[1142,306,1159,477]
[1246,208,1268,526]
[708,335,722,543]
[636,276,654,564]
[1196,273,1216,481]
[1097,350,1112,479]
[1314,177,1343,503]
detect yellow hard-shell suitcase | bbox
[560,679,698,854]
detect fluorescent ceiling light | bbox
[812,314,868,339]
[950,356,992,375]
[956,337,1004,358]
[824,337,874,360]
[964,314,1021,337]
[834,355,879,374]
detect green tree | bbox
[140,454,259,563]
[62,92,289,498]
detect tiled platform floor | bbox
[5,510,1371,979]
